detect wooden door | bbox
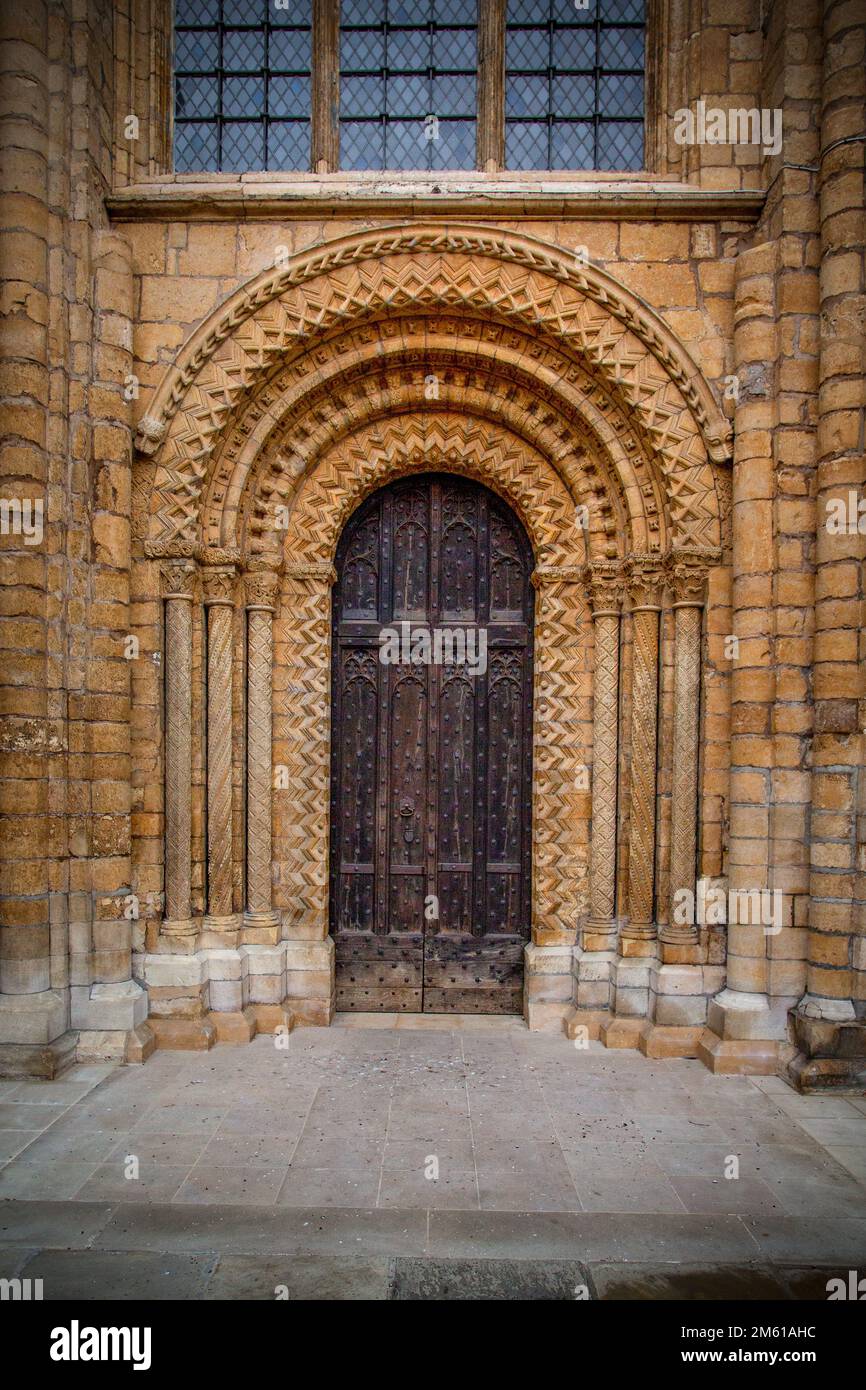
[330,473,534,1013]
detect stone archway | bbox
[131,224,730,1041]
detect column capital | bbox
[160,559,197,600]
[285,561,338,587]
[664,547,720,606]
[581,560,625,615]
[202,564,238,607]
[244,568,281,610]
[624,553,665,609]
[530,564,583,590]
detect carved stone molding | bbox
[622,556,664,946]
[583,561,624,949]
[136,223,731,465]
[161,565,196,934]
[203,565,237,926]
[661,552,715,947]
[273,427,589,947]
[139,225,729,558]
[244,598,279,940]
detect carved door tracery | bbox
[330,473,534,1013]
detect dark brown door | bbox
[330,473,534,1013]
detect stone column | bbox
[792,0,866,1087]
[161,561,197,938]
[662,551,710,954]
[582,562,623,953]
[243,568,281,944]
[202,565,239,938]
[621,557,664,952]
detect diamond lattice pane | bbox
[175,0,219,23]
[551,119,594,167]
[340,120,386,169]
[175,30,219,70]
[505,120,549,168]
[269,75,311,118]
[175,76,219,119]
[432,73,475,116]
[269,28,312,71]
[174,122,219,170]
[430,118,476,169]
[341,29,386,70]
[598,72,642,117]
[597,119,643,168]
[221,121,265,170]
[387,74,430,116]
[223,76,265,118]
[267,120,310,171]
[552,73,595,116]
[341,75,385,117]
[599,25,644,68]
[506,27,550,69]
[223,30,266,71]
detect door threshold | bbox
[332,1012,527,1031]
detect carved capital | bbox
[160,560,197,600]
[285,561,338,587]
[581,560,625,615]
[202,565,237,607]
[624,553,665,609]
[244,569,281,610]
[531,564,583,589]
[665,547,719,606]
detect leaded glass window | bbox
[505,0,645,171]
[174,0,312,172]
[339,0,478,172]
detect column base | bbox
[286,938,335,1025]
[562,1007,607,1042]
[242,910,281,946]
[77,1022,156,1064]
[160,918,198,946]
[251,1002,295,1036]
[599,1015,645,1049]
[638,1023,703,1059]
[149,1017,216,1051]
[199,914,242,949]
[207,1006,257,1044]
[580,919,618,953]
[523,943,574,1030]
[696,1029,780,1075]
[788,1002,866,1092]
[0,1031,78,1080]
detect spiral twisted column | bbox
[661,551,713,952]
[203,565,238,932]
[244,567,281,943]
[621,557,664,953]
[582,562,624,952]
[161,561,197,937]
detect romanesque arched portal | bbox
[130,224,730,1039]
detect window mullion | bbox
[312,0,340,172]
[476,0,505,172]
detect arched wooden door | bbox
[330,473,534,1013]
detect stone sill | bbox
[107,173,765,222]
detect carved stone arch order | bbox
[271,413,592,948]
[213,336,653,559]
[137,223,730,554]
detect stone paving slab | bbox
[0,1022,863,1298]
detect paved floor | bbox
[1,1017,864,1297]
